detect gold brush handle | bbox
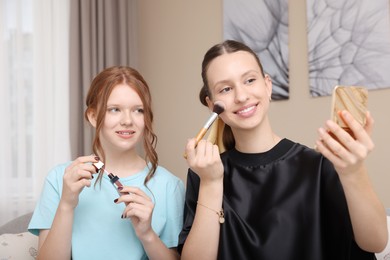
[183,112,220,159]
[183,128,208,159]
[194,128,208,144]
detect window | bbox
[0,0,71,226]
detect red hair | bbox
[85,66,158,186]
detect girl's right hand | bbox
[60,155,99,209]
[185,138,224,183]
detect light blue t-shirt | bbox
[28,162,185,260]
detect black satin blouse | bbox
[178,139,374,260]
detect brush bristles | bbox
[213,101,225,115]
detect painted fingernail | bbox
[114,198,118,203]
[91,174,94,179]
[118,186,123,191]
[95,156,100,161]
[121,214,124,219]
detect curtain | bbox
[69,0,138,158]
[0,0,71,225]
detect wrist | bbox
[338,166,368,183]
[200,173,223,186]
[197,201,225,224]
[198,180,223,212]
[139,229,157,245]
[338,167,373,193]
[199,179,223,197]
[58,200,77,212]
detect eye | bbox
[245,78,256,85]
[107,107,120,113]
[219,86,232,94]
[134,107,144,114]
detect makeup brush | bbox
[194,101,225,144]
[184,101,225,158]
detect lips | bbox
[235,104,258,115]
[116,130,135,135]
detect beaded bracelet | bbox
[197,201,225,224]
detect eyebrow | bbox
[213,69,261,87]
[106,102,143,106]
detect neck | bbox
[233,120,281,153]
[100,150,146,178]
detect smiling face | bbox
[96,83,145,154]
[206,51,272,133]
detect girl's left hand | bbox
[114,186,155,240]
[315,110,375,177]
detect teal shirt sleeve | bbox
[159,175,185,248]
[28,163,68,236]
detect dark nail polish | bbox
[114,198,118,203]
[121,214,124,219]
[91,174,94,179]
[95,156,100,161]
[118,186,123,191]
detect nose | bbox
[234,85,249,103]
[120,111,132,126]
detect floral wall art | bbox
[306,0,390,97]
[224,0,289,100]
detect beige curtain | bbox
[69,0,138,157]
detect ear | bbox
[264,74,273,99]
[205,96,214,111]
[87,109,97,128]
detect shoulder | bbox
[154,165,180,179]
[287,141,339,188]
[148,166,185,199]
[220,138,323,165]
[45,161,72,180]
[284,139,325,161]
[283,138,315,153]
[152,165,184,186]
[284,139,335,171]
